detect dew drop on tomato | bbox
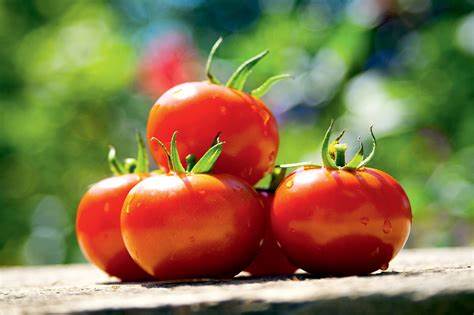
[383,219,392,234]
[360,216,369,226]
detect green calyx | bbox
[321,120,377,171]
[205,37,292,97]
[151,131,224,175]
[108,132,150,176]
[264,162,316,192]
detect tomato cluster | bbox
[76,39,412,281]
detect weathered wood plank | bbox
[0,247,473,314]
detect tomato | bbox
[121,133,265,280]
[245,189,297,276]
[76,134,151,281]
[272,122,412,276]
[77,174,150,281]
[146,38,289,185]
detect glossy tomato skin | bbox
[147,81,279,185]
[272,167,412,276]
[245,190,297,276]
[121,173,266,280]
[76,174,151,281]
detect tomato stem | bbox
[124,158,137,173]
[334,144,347,167]
[185,154,196,172]
[269,167,287,192]
[153,132,225,175]
[320,121,378,170]
[107,132,150,176]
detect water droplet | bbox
[220,106,227,115]
[259,238,264,246]
[383,219,392,234]
[360,217,369,226]
[189,236,196,243]
[289,228,296,233]
[380,262,389,271]
[286,180,294,189]
[198,190,206,196]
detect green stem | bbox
[185,154,196,172]
[269,167,287,192]
[334,144,347,167]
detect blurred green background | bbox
[0,0,473,265]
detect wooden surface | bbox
[0,247,473,314]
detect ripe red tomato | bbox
[77,174,150,281]
[120,133,266,280]
[121,173,266,280]
[146,38,289,185]
[245,189,297,276]
[272,123,412,276]
[76,135,151,281]
[147,82,278,185]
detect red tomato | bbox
[272,123,412,276]
[76,174,150,281]
[147,81,279,185]
[272,166,412,276]
[245,190,297,276]
[121,173,266,280]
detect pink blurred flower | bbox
[137,33,201,99]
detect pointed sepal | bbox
[206,37,223,85]
[170,131,186,174]
[135,132,149,174]
[344,138,364,170]
[321,120,338,169]
[150,137,172,170]
[226,50,269,90]
[357,126,377,168]
[250,74,292,98]
[191,136,224,174]
[108,145,126,175]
